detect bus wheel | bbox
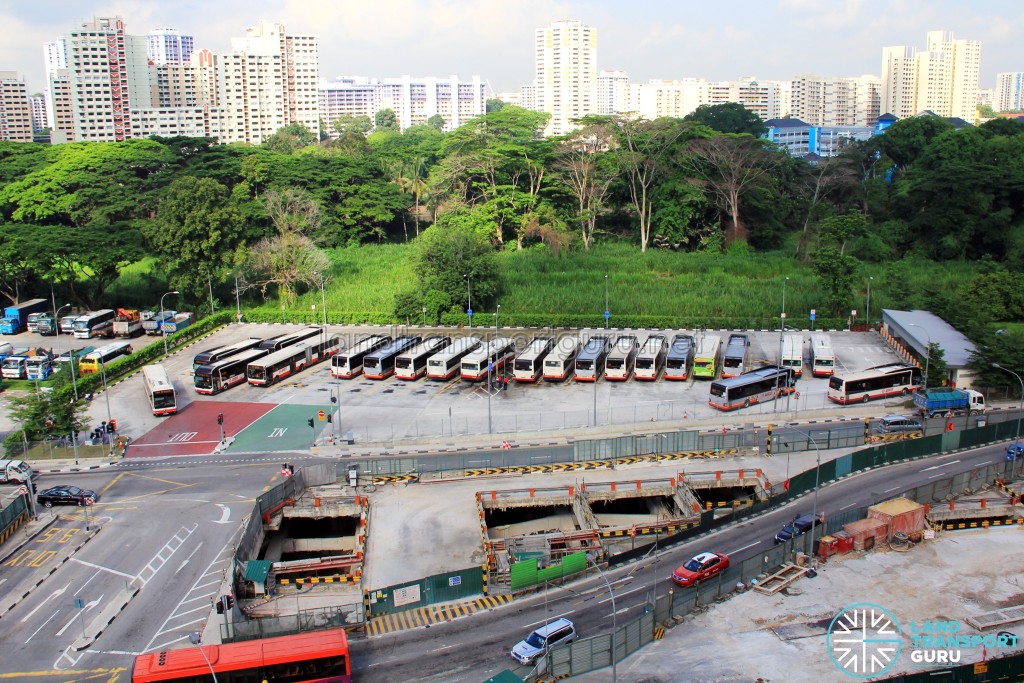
[901,388,909,396]
[862,395,870,404]
[743,399,751,408]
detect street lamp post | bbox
[100,359,114,456]
[230,272,241,322]
[189,632,219,683]
[992,363,1023,444]
[587,556,617,683]
[464,274,472,329]
[604,274,609,330]
[488,304,500,434]
[786,423,822,560]
[776,277,789,412]
[207,272,215,318]
[866,276,873,328]
[907,323,931,389]
[160,290,179,356]
[314,272,327,327]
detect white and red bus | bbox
[512,336,555,383]
[395,336,450,380]
[142,364,176,416]
[247,334,341,386]
[634,334,668,381]
[542,336,581,382]
[461,337,516,382]
[363,336,421,380]
[426,336,481,380]
[194,348,268,395]
[827,363,923,405]
[331,334,390,378]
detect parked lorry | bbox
[913,388,986,418]
[0,459,36,484]
[59,315,79,335]
[26,353,55,380]
[35,313,60,335]
[2,348,51,380]
[26,311,51,334]
[143,310,176,335]
[0,299,49,335]
[0,342,14,361]
[160,312,194,335]
[113,309,149,338]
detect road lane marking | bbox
[55,594,103,637]
[727,541,760,555]
[175,542,204,575]
[20,582,70,622]
[70,558,135,579]
[884,487,900,493]
[25,609,60,643]
[214,504,231,524]
[523,610,576,629]
[840,502,857,511]
[921,459,961,472]
[98,472,124,496]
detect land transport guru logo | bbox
[827,602,1019,678]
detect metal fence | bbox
[366,567,484,617]
[0,492,29,541]
[221,603,362,643]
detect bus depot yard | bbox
[50,322,914,457]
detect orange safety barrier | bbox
[491,491,497,501]
[636,480,642,490]
[981,499,987,509]
[949,500,955,510]
[738,469,744,479]
[715,471,722,481]
[529,488,535,497]
[611,482,617,492]
[568,486,574,496]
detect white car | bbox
[511,618,577,665]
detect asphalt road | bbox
[347,442,1011,682]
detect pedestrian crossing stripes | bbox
[364,593,512,636]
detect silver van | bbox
[874,415,923,434]
[511,618,577,664]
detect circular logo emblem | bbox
[827,602,902,677]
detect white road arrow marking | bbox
[21,582,70,623]
[213,504,231,524]
[176,543,204,575]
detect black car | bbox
[36,485,99,507]
[774,512,824,544]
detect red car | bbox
[672,551,730,586]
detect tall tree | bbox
[375,108,399,132]
[684,102,767,137]
[681,135,778,245]
[553,124,618,250]
[145,176,246,301]
[613,116,684,252]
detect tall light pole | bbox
[313,271,327,327]
[786,423,822,560]
[604,274,609,330]
[160,290,179,356]
[776,276,789,412]
[54,303,79,404]
[189,633,218,682]
[100,358,113,456]
[488,304,500,434]
[464,273,472,329]
[866,276,873,328]
[992,363,1023,444]
[587,555,617,683]
[229,272,241,322]
[207,272,215,318]
[907,323,931,389]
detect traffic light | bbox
[327,414,332,423]
[225,595,234,609]
[109,419,117,432]
[215,597,225,614]
[217,413,224,425]
[307,417,314,428]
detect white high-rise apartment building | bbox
[790,74,881,126]
[29,94,47,133]
[995,72,1024,112]
[881,31,980,121]
[147,28,194,64]
[217,19,319,144]
[531,20,597,136]
[0,72,33,142]
[595,69,628,115]
[707,77,788,121]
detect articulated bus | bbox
[247,334,341,386]
[542,336,581,382]
[395,336,451,380]
[461,337,516,381]
[692,335,722,380]
[721,334,750,379]
[574,335,612,382]
[809,334,835,377]
[194,348,268,394]
[142,364,176,416]
[782,334,804,378]
[331,334,390,378]
[193,337,264,371]
[426,336,481,380]
[364,336,421,380]
[73,309,115,339]
[131,627,351,683]
[634,334,668,381]
[605,335,640,381]
[827,363,923,405]
[512,336,555,382]
[664,333,695,381]
[78,342,133,374]
[257,326,323,353]
[709,365,795,411]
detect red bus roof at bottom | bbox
[132,628,348,681]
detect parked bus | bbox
[542,336,581,382]
[664,333,695,381]
[692,335,722,380]
[395,336,451,380]
[73,309,115,339]
[78,342,133,374]
[827,363,923,405]
[512,336,555,383]
[721,334,750,379]
[461,337,516,382]
[192,337,264,371]
[247,334,342,386]
[782,334,804,378]
[573,335,612,382]
[634,334,668,381]
[257,326,323,353]
[809,334,835,377]
[709,365,796,411]
[142,364,177,416]
[426,337,481,380]
[363,336,421,380]
[194,348,268,394]
[331,334,391,378]
[605,335,640,381]
[131,627,351,683]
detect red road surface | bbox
[128,401,275,457]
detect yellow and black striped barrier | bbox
[278,574,359,585]
[931,517,1022,531]
[364,593,512,636]
[372,473,420,485]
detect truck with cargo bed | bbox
[160,312,194,334]
[143,310,176,335]
[913,388,986,418]
[0,299,49,335]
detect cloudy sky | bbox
[2,0,1022,95]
